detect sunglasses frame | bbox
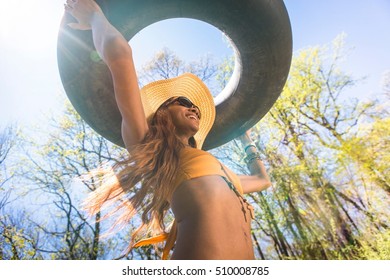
[164,96,201,119]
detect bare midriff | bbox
[170,175,255,260]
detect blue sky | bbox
[0,0,389,130]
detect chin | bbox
[185,120,199,133]
[191,124,200,134]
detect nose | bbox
[189,107,200,119]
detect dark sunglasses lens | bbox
[177,97,193,108]
[166,96,201,119]
[182,98,201,119]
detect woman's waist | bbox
[171,176,250,223]
[173,206,254,258]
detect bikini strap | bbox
[220,164,255,220]
[132,220,177,260]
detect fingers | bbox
[64,3,73,12]
[64,4,71,12]
[64,0,76,12]
[63,0,94,30]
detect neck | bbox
[177,136,190,146]
[175,129,196,148]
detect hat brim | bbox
[140,73,215,149]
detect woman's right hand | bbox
[64,0,103,30]
[64,0,147,150]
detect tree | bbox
[139,47,184,85]
[0,125,16,190]
[0,207,45,260]
[0,125,47,260]
[138,47,219,94]
[135,40,390,259]
[16,102,130,259]
[382,70,390,96]
[213,35,390,259]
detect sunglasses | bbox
[164,96,201,119]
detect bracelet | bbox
[244,143,257,153]
[244,151,262,164]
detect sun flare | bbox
[0,0,64,52]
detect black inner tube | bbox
[57,0,292,150]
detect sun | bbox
[0,0,64,52]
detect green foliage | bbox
[214,35,390,260]
[357,229,390,260]
[0,211,44,260]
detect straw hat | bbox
[140,73,216,149]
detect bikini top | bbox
[172,147,243,194]
[133,147,244,259]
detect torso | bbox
[170,148,255,259]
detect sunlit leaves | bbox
[216,35,390,259]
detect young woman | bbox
[65,0,271,260]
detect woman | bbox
[65,0,271,260]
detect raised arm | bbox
[237,130,272,194]
[65,0,148,151]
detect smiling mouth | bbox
[187,114,199,120]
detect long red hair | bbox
[82,105,195,255]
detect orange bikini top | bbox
[172,147,243,194]
[133,147,244,259]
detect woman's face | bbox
[167,99,200,137]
